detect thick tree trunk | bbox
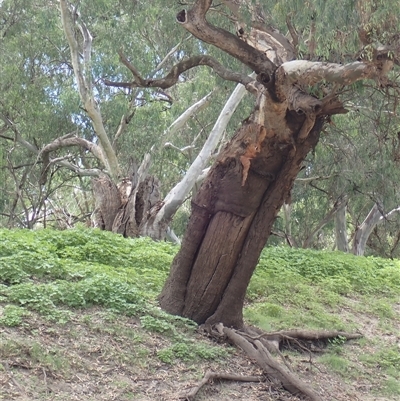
[159,111,324,328]
[92,173,162,238]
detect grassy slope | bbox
[0,228,399,401]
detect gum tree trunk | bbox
[159,110,324,328]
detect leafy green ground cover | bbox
[0,228,399,400]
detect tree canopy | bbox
[0,0,399,256]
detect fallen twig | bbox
[1,361,26,394]
[182,370,263,400]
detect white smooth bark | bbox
[145,78,252,237]
[164,91,214,138]
[280,60,377,86]
[59,0,120,178]
[353,204,400,256]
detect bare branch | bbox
[286,13,299,54]
[105,54,255,90]
[0,114,102,179]
[176,1,276,75]
[164,90,215,138]
[353,203,400,255]
[153,36,191,73]
[142,75,252,238]
[40,135,106,163]
[306,16,317,58]
[278,60,382,88]
[296,174,337,182]
[239,24,296,65]
[39,135,106,184]
[59,0,120,178]
[184,370,263,400]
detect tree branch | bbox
[142,75,252,238]
[176,0,276,76]
[163,90,215,139]
[59,0,120,178]
[239,24,296,65]
[39,134,106,185]
[105,53,255,90]
[278,60,379,88]
[353,203,400,255]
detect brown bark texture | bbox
[92,174,162,238]
[159,105,324,328]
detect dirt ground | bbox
[1,303,398,401]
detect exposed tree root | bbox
[182,371,264,400]
[186,324,363,401]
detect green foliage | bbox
[0,228,177,324]
[157,339,229,364]
[1,227,399,355]
[0,338,69,373]
[245,245,400,332]
[140,315,177,334]
[382,377,400,397]
[256,246,400,296]
[360,347,400,372]
[0,305,29,327]
[2,227,398,335]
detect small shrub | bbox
[140,315,176,334]
[0,305,29,326]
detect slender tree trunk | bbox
[159,110,324,328]
[335,201,349,252]
[353,203,400,255]
[303,195,348,248]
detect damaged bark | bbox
[159,94,325,327]
[159,0,395,328]
[92,159,162,238]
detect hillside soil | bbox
[1,300,399,401]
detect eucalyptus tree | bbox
[0,0,246,230]
[153,0,399,332]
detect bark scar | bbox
[240,125,267,186]
[297,113,316,141]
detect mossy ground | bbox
[0,228,399,400]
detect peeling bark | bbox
[159,96,324,326]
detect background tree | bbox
[0,0,251,233]
[272,86,400,257]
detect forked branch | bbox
[39,134,106,184]
[104,53,255,89]
[176,0,276,75]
